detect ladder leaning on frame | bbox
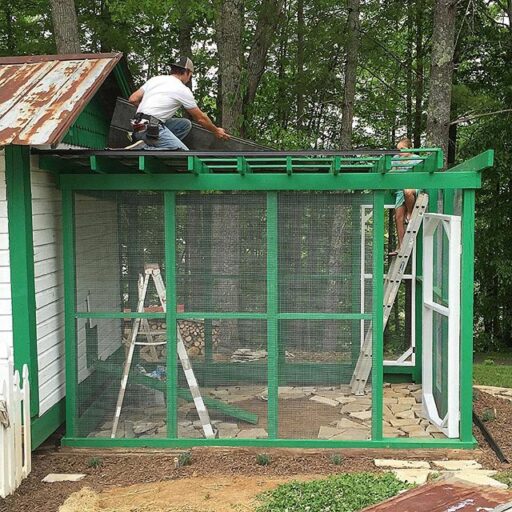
[111,264,215,439]
[350,192,429,395]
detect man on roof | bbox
[126,56,230,150]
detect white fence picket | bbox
[0,344,31,498]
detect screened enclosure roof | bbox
[0,53,123,147]
[37,148,493,192]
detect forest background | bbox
[1,0,511,353]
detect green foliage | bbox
[256,453,271,466]
[178,451,192,467]
[87,456,103,468]
[330,453,344,465]
[483,359,495,366]
[481,408,496,423]
[494,471,512,487]
[255,472,411,512]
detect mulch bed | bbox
[473,388,512,469]
[3,388,511,512]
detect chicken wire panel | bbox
[278,320,370,440]
[74,317,167,439]
[384,281,414,361]
[176,320,268,440]
[279,192,369,314]
[75,191,165,313]
[432,310,449,419]
[175,192,266,313]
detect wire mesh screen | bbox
[278,320,370,440]
[432,310,449,418]
[177,320,268,439]
[279,192,366,314]
[75,191,165,313]
[175,192,266,314]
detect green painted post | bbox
[5,145,39,417]
[413,227,423,384]
[460,189,475,442]
[372,191,385,440]
[165,192,178,438]
[267,192,279,438]
[62,188,77,436]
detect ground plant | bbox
[255,472,411,512]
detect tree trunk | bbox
[406,0,414,139]
[296,0,305,130]
[216,0,244,135]
[413,0,424,147]
[50,0,81,54]
[425,0,457,164]
[339,0,361,150]
[241,0,285,135]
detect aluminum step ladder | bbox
[350,192,429,395]
[111,264,215,439]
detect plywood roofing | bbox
[0,53,122,147]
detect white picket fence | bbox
[0,343,31,498]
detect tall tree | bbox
[241,0,285,134]
[296,0,305,130]
[50,0,81,53]
[216,0,244,134]
[413,0,425,147]
[340,0,361,149]
[425,0,457,161]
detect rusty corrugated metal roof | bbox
[361,481,512,511]
[0,53,122,147]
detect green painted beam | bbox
[449,150,494,173]
[460,190,476,443]
[62,188,78,437]
[5,145,39,417]
[61,436,477,449]
[371,191,385,441]
[267,192,279,439]
[31,398,65,449]
[59,172,482,191]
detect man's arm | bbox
[128,88,144,107]
[186,107,230,140]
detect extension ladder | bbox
[111,264,215,439]
[350,192,429,395]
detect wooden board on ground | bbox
[360,481,512,511]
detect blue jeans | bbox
[133,118,192,150]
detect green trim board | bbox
[5,145,39,417]
[460,190,476,443]
[62,436,477,449]
[58,171,481,191]
[31,398,66,449]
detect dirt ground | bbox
[2,388,511,512]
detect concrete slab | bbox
[374,459,431,469]
[42,474,86,483]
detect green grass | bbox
[255,472,411,512]
[473,364,512,388]
[494,470,512,487]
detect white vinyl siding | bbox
[31,163,65,415]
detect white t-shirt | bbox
[137,75,198,121]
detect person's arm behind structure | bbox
[186,107,230,141]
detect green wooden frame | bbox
[5,145,39,417]
[58,148,491,449]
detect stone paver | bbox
[433,460,482,471]
[374,459,431,469]
[42,474,86,483]
[392,469,431,485]
[310,395,339,407]
[449,470,508,489]
[237,428,268,439]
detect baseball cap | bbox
[172,56,194,73]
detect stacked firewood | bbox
[123,319,220,362]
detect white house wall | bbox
[0,153,13,350]
[74,192,121,383]
[31,161,65,415]
[0,154,122,417]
